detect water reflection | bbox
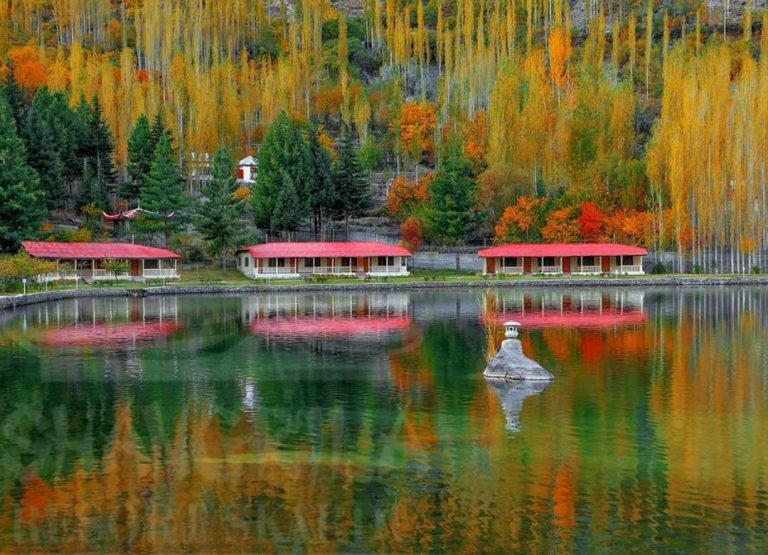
[0,288,767,551]
[486,380,551,432]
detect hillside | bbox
[0,0,767,272]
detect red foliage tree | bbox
[577,202,605,242]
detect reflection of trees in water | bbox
[1,289,768,550]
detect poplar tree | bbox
[196,147,243,272]
[0,93,45,252]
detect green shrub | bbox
[752,265,762,275]
[650,262,667,274]
[693,264,703,274]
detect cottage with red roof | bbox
[477,243,647,276]
[22,241,181,281]
[236,242,411,279]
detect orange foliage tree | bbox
[9,46,46,91]
[494,196,546,243]
[577,202,605,242]
[541,207,579,242]
[386,174,431,220]
[464,111,488,170]
[400,217,423,251]
[398,101,437,170]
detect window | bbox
[340,257,353,267]
[143,259,159,270]
[503,257,518,267]
[378,256,394,266]
[243,257,249,268]
[313,257,322,268]
[582,256,595,266]
[542,256,555,266]
[621,255,634,265]
[268,258,286,268]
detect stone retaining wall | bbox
[2,276,768,312]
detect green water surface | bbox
[0,287,766,553]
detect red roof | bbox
[477,243,647,258]
[250,315,412,337]
[237,241,411,258]
[32,322,180,347]
[22,241,180,260]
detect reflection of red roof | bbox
[250,315,411,337]
[488,311,647,329]
[237,242,411,258]
[33,322,180,347]
[477,243,647,257]
[22,241,180,260]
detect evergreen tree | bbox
[305,125,336,238]
[0,93,45,252]
[72,95,116,209]
[149,111,170,147]
[252,111,310,232]
[427,139,481,244]
[139,134,186,245]
[333,124,370,236]
[125,114,154,200]
[88,96,116,185]
[21,87,77,210]
[196,147,243,272]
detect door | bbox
[523,257,532,274]
[486,257,495,274]
[601,256,610,272]
[562,257,571,274]
[130,260,140,276]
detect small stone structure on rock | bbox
[483,322,555,381]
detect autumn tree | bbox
[400,217,422,252]
[577,202,605,242]
[494,197,546,243]
[398,101,437,175]
[541,207,579,243]
[386,174,431,220]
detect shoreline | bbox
[2,275,768,311]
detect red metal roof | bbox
[22,241,181,260]
[477,243,647,258]
[237,241,412,258]
[250,315,412,337]
[32,322,180,347]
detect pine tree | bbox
[427,139,481,244]
[252,111,310,232]
[333,124,370,236]
[125,114,154,201]
[196,147,243,272]
[139,134,186,245]
[88,95,116,184]
[305,125,336,238]
[0,93,45,252]
[22,88,66,210]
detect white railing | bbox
[143,269,179,278]
[369,266,407,274]
[539,266,563,274]
[307,266,354,275]
[616,265,643,274]
[39,271,80,281]
[499,266,524,275]
[255,266,295,275]
[573,265,602,274]
[92,269,132,280]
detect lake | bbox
[0,287,767,552]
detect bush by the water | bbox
[650,262,668,274]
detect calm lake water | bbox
[0,287,767,552]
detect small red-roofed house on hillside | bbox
[478,243,647,276]
[236,242,412,279]
[22,241,181,281]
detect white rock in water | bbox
[483,338,555,381]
